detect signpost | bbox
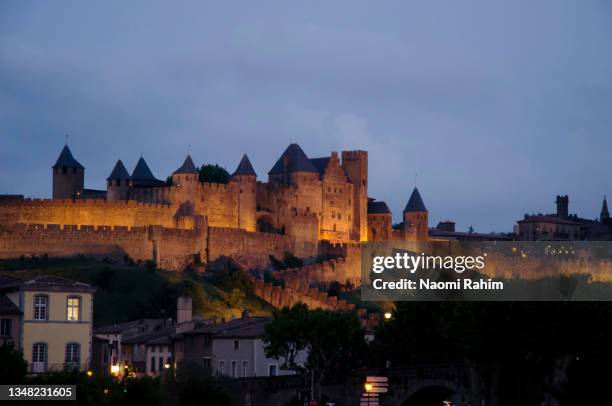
[361,376,389,406]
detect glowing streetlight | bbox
[364,382,373,392]
[86,370,93,377]
[384,312,392,320]
[110,365,120,374]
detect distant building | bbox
[517,195,612,240]
[429,221,512,241]
[0,275,95,373]
[92,318,170,375]
[93,299,305,378]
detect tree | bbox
[374,302,612,406]
[0,343,27,384]
[263,304,367,403]
[199,164,230,184]
[175,360,232,406]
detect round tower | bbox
[172,155,199,215]
[106,159,131,201]
[52,145,84,200]
[403,187,429,241]
[172,155,199,188]
[232,154,257,232]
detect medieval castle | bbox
[0,143,428,277]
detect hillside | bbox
[0,257,274,326]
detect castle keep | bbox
[0,143,428,277]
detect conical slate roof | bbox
[174,155,198,174]
[53,145,84,169]
[368,200,391,214]
[268,143,318,175]
[602,196,609,218]
[107,160,131,180]
[232,154,257,177]
[131,157,157,180]
[403,187,428,213]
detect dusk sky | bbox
[1,1,611,232]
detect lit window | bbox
[67,297,80,321]
[34,295,48,321]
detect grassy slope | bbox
[0,258,273,327]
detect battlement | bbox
[0,198,172,209]
[0,223,203,239]
[252,276,355,311]
[208,226,288,242]
[341,150,368,159]
[200,182,233,191]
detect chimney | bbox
[177,296,192,324]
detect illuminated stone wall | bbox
[0,199,176,228]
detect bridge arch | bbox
[392,378,470,406]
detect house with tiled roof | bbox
[0,275,95,373]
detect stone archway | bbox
[394,379,468,406]
[257,213,281,234]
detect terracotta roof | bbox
[53,145,84,169]
[183,316,270,338]
[173,155,198,174]
[269,143,318,175]
[213,317,271,339]
[121,325,175,345]
[94,319,165,334]
[404,187,427,213]
[232,154,257,177]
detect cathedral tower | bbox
[52,145,84,200]
[601,196,610,222]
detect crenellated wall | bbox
[0,199,176,228]
[252,277,355,311]
[0,223,151,264]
